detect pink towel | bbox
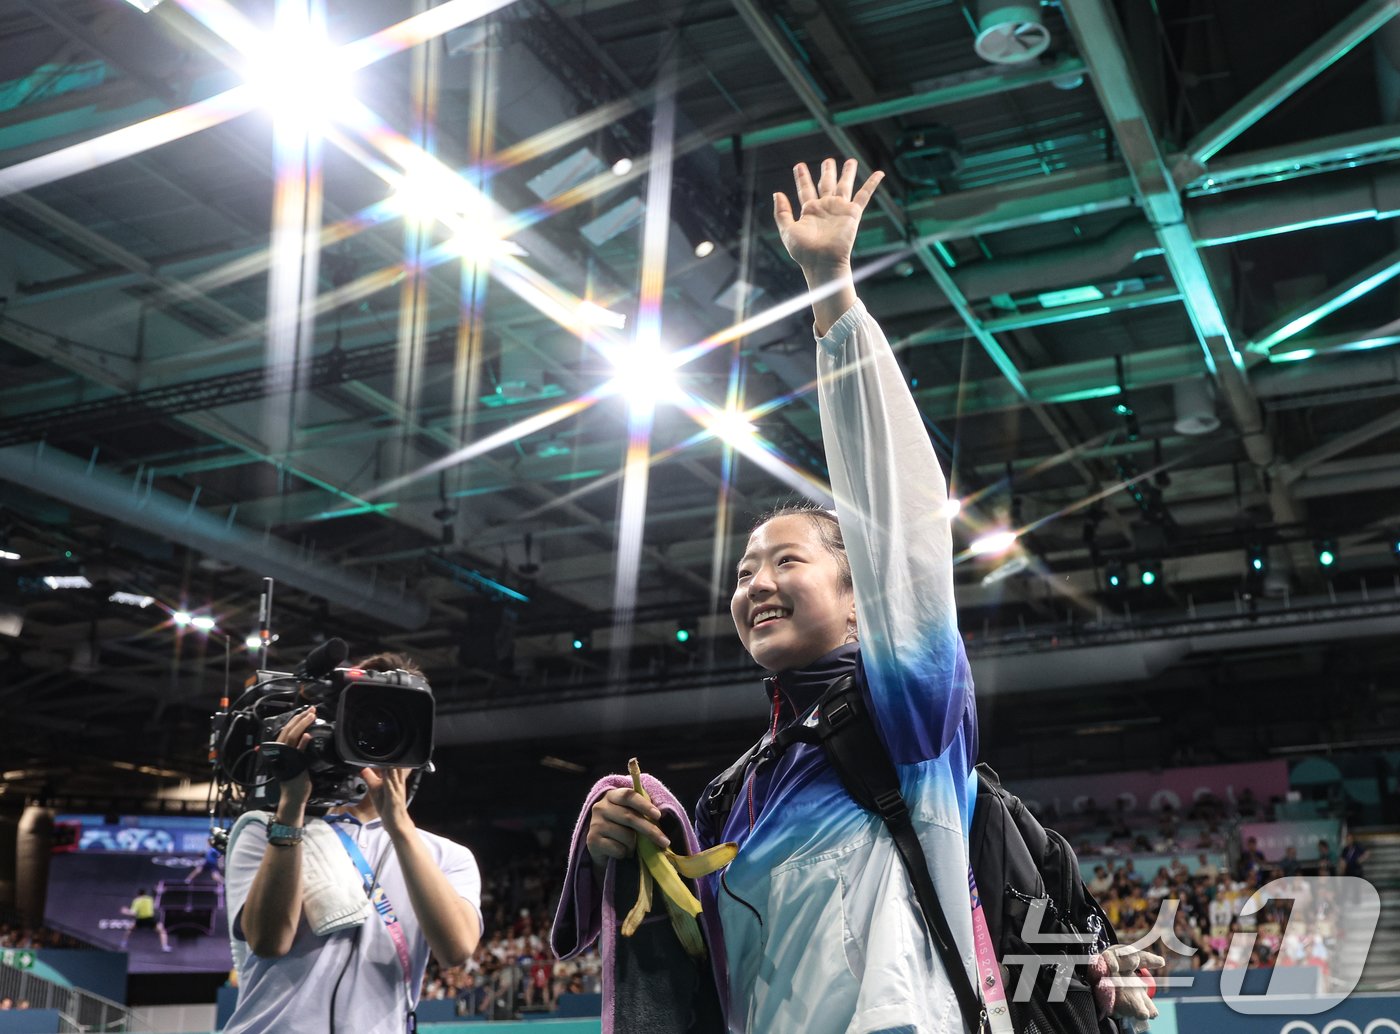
[550,773,730,1032]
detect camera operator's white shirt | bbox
[225,814,481,1034]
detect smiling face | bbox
[731,513,856,672]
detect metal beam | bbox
[728,0,1119,498]
[1249,247,1400,353]
[715,55,1089,153]
[1180,0,1400,174]
[19,0,180,105]
[1061,0,1278,474]
[1283,410,1400,481]
[1181,123,1400,197]
[728,0,1032,405]
[0,441,431,629]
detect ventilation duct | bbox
[0,443,430,630]
[1172,377,1221,436]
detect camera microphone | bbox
[295,637,349,680]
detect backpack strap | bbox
[789,675,985,1034]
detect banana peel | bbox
[620,757,739,961]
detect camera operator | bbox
[224,654,481,1034]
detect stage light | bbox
[0,550,18,561]
[609,341,680,407]
[709,409,757,448]
[611,157,634,176]
[675,210,717,259]
[191,616,217,632]
[939,498,963,520]
[172,611,193,627]
[1105,561,1124,590]
[571,632,589,651]
[109,592,155,608]
[675,625,693,644]
[43,575,92,590]
[969,530,1017,557]
[1315,539,1337,568]
[242,13,353,129]
[245,634,262,651]
[1139,561,1160,587]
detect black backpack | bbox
[700,674,1119,1034]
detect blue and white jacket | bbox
[695,301,979,1034]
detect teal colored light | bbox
[64,550,72,558]
[1270,348,1316,363]
[1141,570,1157,587]
[572,638,584,650]
[1251,557,1264,572]
[1108,573,1121,587]
[1113,402,1134,416]
[1037,285,1105,308]
[1047,384,1123,405]
[675,629,691,643]
[1319,549,1336,567]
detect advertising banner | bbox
[1013,760,1289,817]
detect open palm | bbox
[774,158,884,272]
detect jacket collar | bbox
[767,641,860,719]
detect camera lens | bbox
[347,706,403,762]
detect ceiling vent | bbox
[893,125,962,188]
[974,1,1051,65]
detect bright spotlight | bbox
[109,592,155,609]
[0,550,21,561]
[245,634,262,651]
[43,575,92,590]
[172,611,193,627]
[122,0,165,10]
[191,615,217,632]
[610,342,680,406]
[968,530,1017,557]
[939,498,962,520]
[710,409,757,447]
[693,239,716,259]
[611,157,633,176]
[243,16,353,129]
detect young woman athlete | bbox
[585,157,981,1033]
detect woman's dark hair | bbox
[750,503,852,593]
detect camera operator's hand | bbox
[274,706,317,816]
[362,767,412,836]
[366,766,482,966]
[585,787,669,871]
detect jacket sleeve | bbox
[815,300,974,764]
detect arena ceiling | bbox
[2,0,1400,810]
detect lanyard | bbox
[968,866,1013,1034]
[326,819,417,1032]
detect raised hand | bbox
[773,158,884,278]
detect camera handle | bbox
[259,741,309,780]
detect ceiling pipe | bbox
[0,442,431,630]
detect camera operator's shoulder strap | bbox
[325,819,418,1032]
